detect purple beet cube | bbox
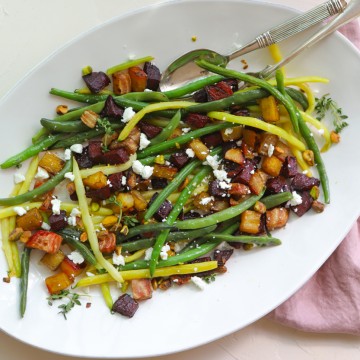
[143,62,161,91]
[291,173,320,191]
[85,186,112,201]
[74,146,93,169]
[88,141,103,164]
[101,148,129,165]
[49,210,67,231]
[108,172,126,192]
[209,180,228,198]
[266,176,289,194]
[112,294,139,318]
[83,71,111,93]
[281,156,298,178]
[170,151,190,169]
[213,249,234,266]
[151,178,168,189]
[100,95,124,119]
[201,132,223,148]
[138,121,162,139]
[290,191,313,217]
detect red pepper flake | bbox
[86,302,92,308]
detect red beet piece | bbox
[143,62,161,91]
[184,113,210,129]
[108,172,126,192]
[74,146,93,169]
[209,180,228,198]
[149,193,173,221]
[138,121,162,139]
[213,249,234,266]
[88,141,103,164]
[291,173,320,191]
[193,88,208,103]
[170,151,190,169]
[101,148,129,165]
[231,160,256,185]
[266,176,289,194]
[49,210,67,231]
[82,71,111,94]
[151,178,168,189]
[281,156,298,178]
[100,95,124,118]
[222,78,239,92]
[112,294,139,318]
[205,80,233,101]
[85,185,112,201]
[201,132,223,148]
[290,191,313,217]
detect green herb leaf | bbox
[46,290,83,319]
[315,94,349,133]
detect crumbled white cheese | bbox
[70,144,83,154]
[267,143,275,157]
[86,272,95,277]
[213,169,230,183]
[121,107,136,123]
[185,148,195,158]
[199,196,214,205]
[51,198,62,215]
[289,191,303,206]
[144,88,153,92]
[14,173,26,184]
[302,169,309,175]
[67,215,77,227]
[182,127,191,134]
[112,252,125,266]
[35,167,49,180]
[70,208,81,217]
[64,148,72,160]
[191,276,207,290]
[13,206,27,216]
[144,247,153,261]
[318,128,325,135]
[41,222,51,230]
[174,240,188,253]
[160,244,170,260]
[139,133,151,150]
[64,172,75,181]
[68,251,85,264]
[204,154,220,170]
[224,128,233,135]
[219,181,231,190]
[132,160,154,179]
[121,176,127,186]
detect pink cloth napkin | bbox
[269,20,360,335]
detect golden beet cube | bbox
[83,171,107,189]
[38,152,65,175]
[16,208,43,231]
[41,250,65,271]
[224,148,244,165]
[259,95,280,123]
[266,207,289,230]
[240,210,262,234]
[261,156,283,177]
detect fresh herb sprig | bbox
[315,94,349,133]
[47,290,82,319]
[122,215,139,228]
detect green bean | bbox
[204,233,281,246]
[1,133,65,169]
[138,154,172,166]
[50,88,108,104]
[121,226,216,252]
[186,88,269,113]
[144,147,221,221]
[58,228,97,266]
[119,222,178,241]
[40,118,89,133]
[20,247,31,317]
[196,60,300,133]
[261,192,293,209]
[284,88,309,111]
[175,189,265,230]
[0,158,73,206]
[163,75,224,99]
[150,110,181,145]
[137,122,233,159]
[121,92,169,103]
[51,124,122,149]
[149,165,212,275]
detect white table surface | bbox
[1,0,360,359]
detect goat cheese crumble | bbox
[139,133,151,150]
[267,143,275,157]
[64,172,75,181]
[112,253,125,266]
[185,148,195,158]
[121,107,136,123]
[199,196,214,205]
[132,160,153,179]
[70,143,83,154]
[191,276,207,290]
[160,244,170,260]
[14,173,25,184]
[289,191,303,206]
[51,198,62,215]
[13,206,27,216]
[68,251,85,264]
[35,167,49,180]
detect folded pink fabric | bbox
[270,20,360,335]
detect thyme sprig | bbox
[315,94,349,133]
[47,290,83,319]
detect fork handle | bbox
[228,0,347,61]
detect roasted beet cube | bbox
[291,173,320,191]
[49,210,67,231]
[101,148,129,165]
[205,80,233,101]
[143,62,161,91]
[138,121,162,139]
[83,71,111,93]
[290,191,313,217]
[193,88,208,103]
[231,160,256,185]
[209,180,228,198]
[180,210,201,220]
[86,185,112,201]
[184,113,210,129]
[88,141,103,164]
[170,151,190,169]
[213,249,234,266]
[151,178,168,189]
[108,172,126,192]
[201,132,223,148]
[112,294,139,318]
[266,176,289,194]
[223,78,239,92]
[100,95,124,119]
[74,146,93,169]
[149,193,173,221]
[281,156,298,178]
